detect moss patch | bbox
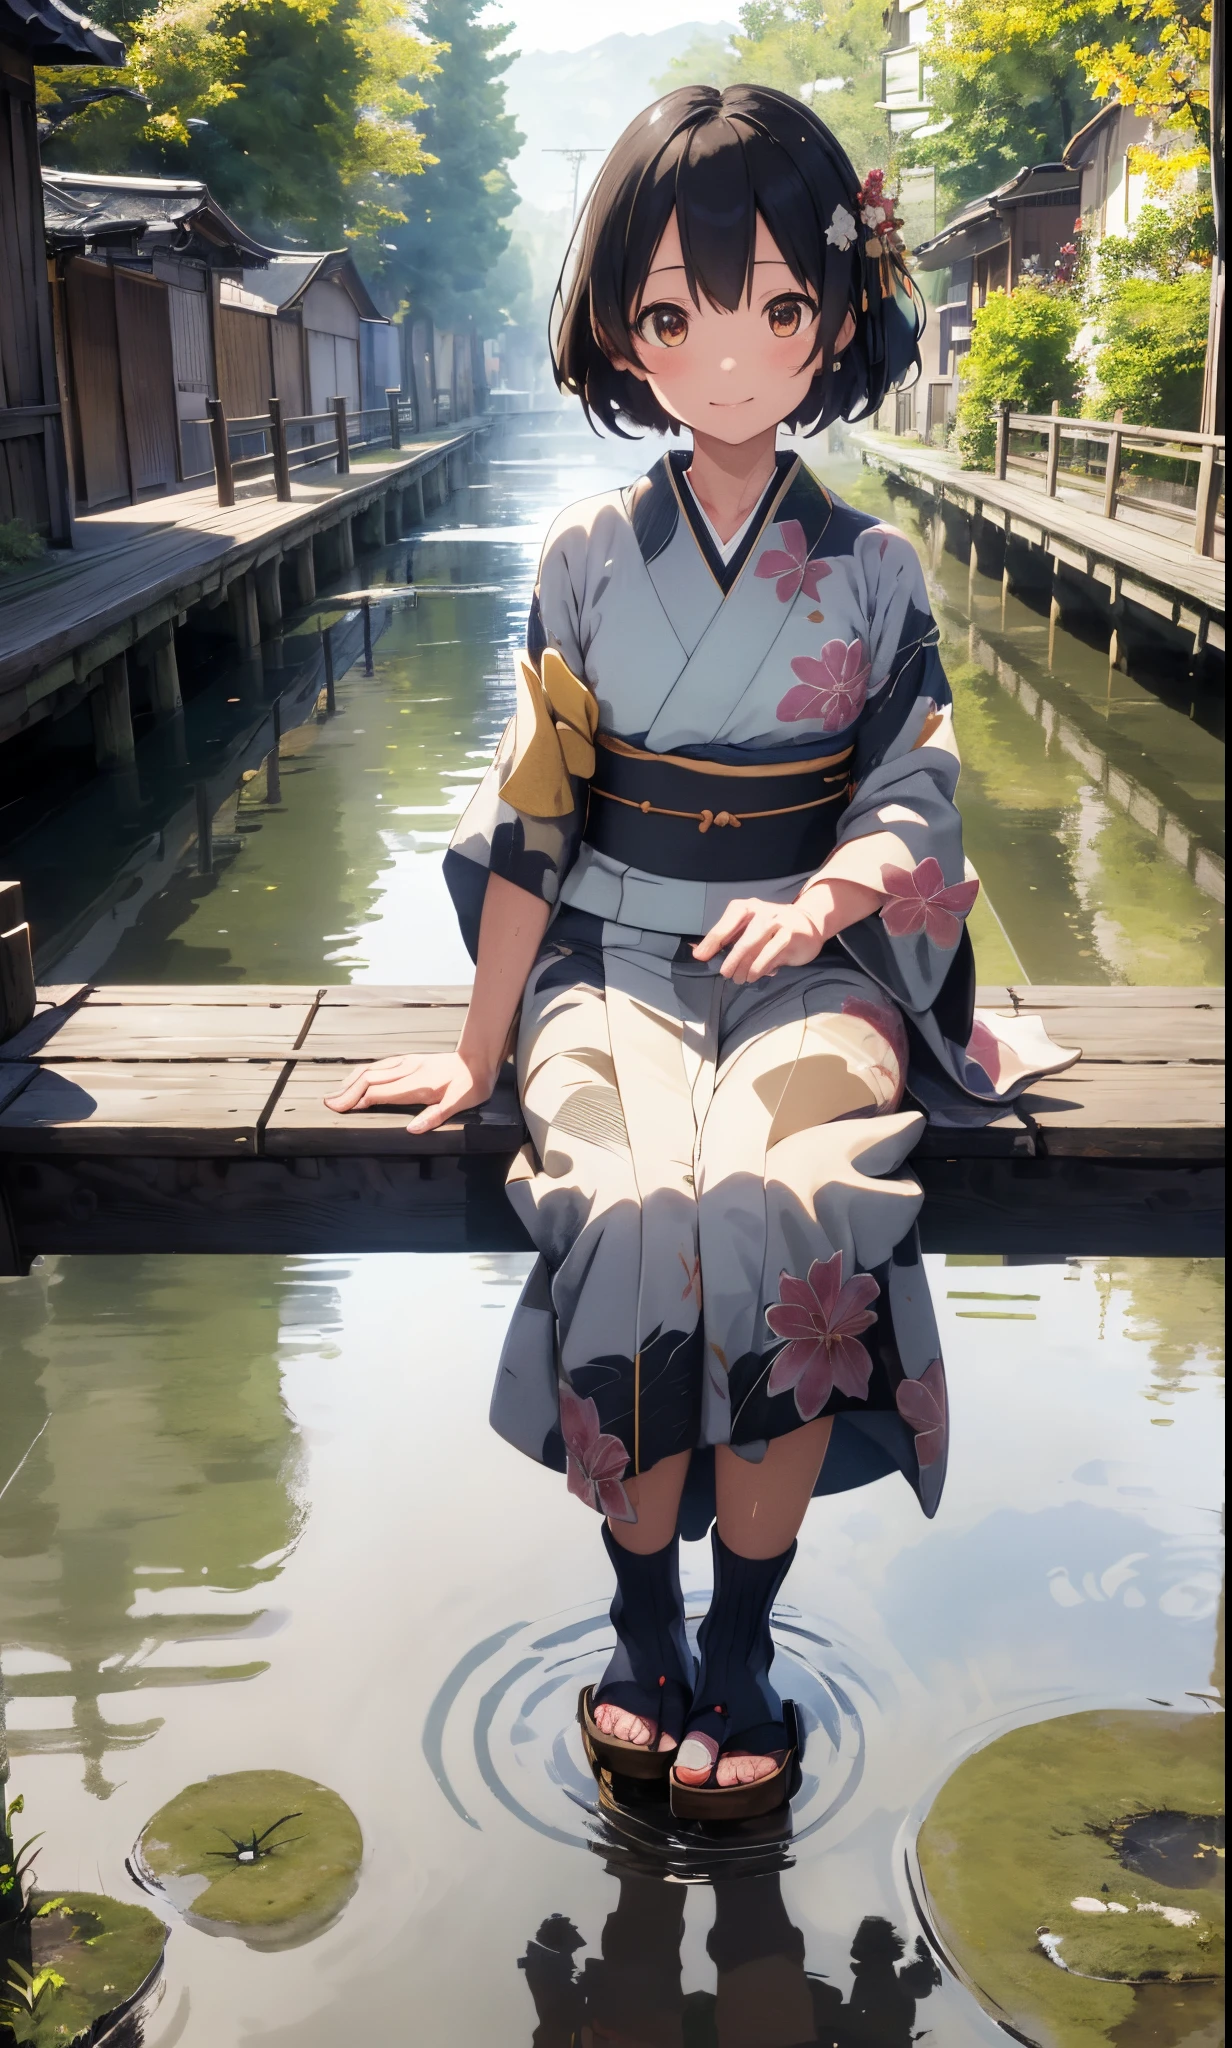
[917,1710,1224,2048]
[1,1890,167,2046]
[135,1769,362,1949]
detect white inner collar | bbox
[681,471,761,566]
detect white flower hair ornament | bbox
[825,204,857,252]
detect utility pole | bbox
[543,148,604,221]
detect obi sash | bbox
[583,734,853,884]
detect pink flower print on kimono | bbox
[841,994,909,1103]
[765,1252,880,1421]
[754,519,832,604]
[778,638,871,731]
[560,1383,635,1522]
[896,1359,948,1469]
[965,1016,1004,1085]
[880,857,979,950]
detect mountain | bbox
[503,25,735,213]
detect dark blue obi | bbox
[582,734,853,883]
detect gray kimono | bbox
[446,451,1073,1527]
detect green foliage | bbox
[0,521,45,575]
[655,0,888,176]
[363,0,523,326]
[918,1709,1224,2046]
[896,0,1210,214]
[895,0,1110,209]
[1089,271,1210,425]
[955,285,1081,467]
[39,0,439,251]
[1096,196,1214,284]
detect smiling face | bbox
[616,212,855,446]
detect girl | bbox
[327,86,1071,1821]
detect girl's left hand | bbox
[692,898,825,984]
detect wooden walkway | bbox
[0,422,488,740]
[858,438,1225,654]
[0,983,1222,1269]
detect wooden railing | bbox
[196,391,416,508]
[993,403,1225,558]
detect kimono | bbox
[446,450,1074,1528]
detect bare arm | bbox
[323,872,552,1132]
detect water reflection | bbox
[0,1257,309,1797]
[2,419,1222,991]
[518,1874,939,2048]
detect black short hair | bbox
[550,84,923,438]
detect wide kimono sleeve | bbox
[443,512,598,962]
[806,526,1076,1106]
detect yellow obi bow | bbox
[501,648,599,818]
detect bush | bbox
[954,285,1082,469]
[1090,272,1210,427]
[0,517,45,574]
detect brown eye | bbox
[767,296,808,339]
[637,304,689,349]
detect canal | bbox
[0,418,1223,2047]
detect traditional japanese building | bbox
[0,0,122,540]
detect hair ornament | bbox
[857,166,914,311]
[825,204,858,252]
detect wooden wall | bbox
[62,258,179,508]
[0,38,70,540]
[215,299,274,419]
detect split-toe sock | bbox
[594,1520,695,1749]
[674,1529,796,1779]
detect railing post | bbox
[1192,441,1220,556]
[321,627,336,715]
[994,401,1009,480]
[333,396,350,475]
[1046,399,1061,497]
[207,398,234,509]
[387,388,402,450]
[1102,417,1123,522]
[269,396,291,502]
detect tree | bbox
[898,0,1212,213]
[655,0,889,179]
[1090,269,1210,419]
[895,0,1112,210]
[39,0,439,250]
[954,283,1082,464]
[363,0,523,327]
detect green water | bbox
[7,418,1221,989]
[0,418,1224,2048]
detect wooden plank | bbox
[315,984,474,1006]
[988,994,1224,1062]
[1019,1062,1225,1159]
[0,1152,1220,1263]
[78,984,321,1006]
[294,1005,467,1059]
[0,1062,34,1112]
[0,986,91,1059]
[1009,985,1223,1009]
[30,1002,313,1061]
[0,1061,285,1155]
[263,1062,522,1156]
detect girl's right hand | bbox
[323,1051,499,1134]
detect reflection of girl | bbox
[328,87,1071,1819]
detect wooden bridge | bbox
[0,419,490,761]
[0,982,1222,1272]
[859,414,1224,667]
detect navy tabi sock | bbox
[676,1529,796,1771]
[594,1520,695,1745]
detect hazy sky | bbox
[488,0,731,52]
